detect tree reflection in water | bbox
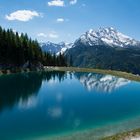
[0,71,66,112]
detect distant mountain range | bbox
[40,27,140,54]
[40,27,140,74]
[40,41,73,55]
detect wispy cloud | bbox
[70,0,77,5]
[49,32,59,38]
[48,0,64,7]
[37,33,47,38]
[5,10,42,22]
[56,18,64,23]
[37,31,59,39]
[56,18,69,23]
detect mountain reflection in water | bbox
[75,73,130,93]
[0,71,140,140]
[0,71,130,113]
[0,71,66,112]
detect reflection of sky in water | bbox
[0,72,140,140]
[17,73,131,110]
[48,106,63,119]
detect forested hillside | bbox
[66,44,140,74]
[0,26,67,71]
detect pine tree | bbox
[0,26,67,70]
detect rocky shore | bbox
[102,128,140,140]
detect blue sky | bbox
[0,0,140,43]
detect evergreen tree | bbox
[0,26,67,70]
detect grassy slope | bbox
[44,67,140,82]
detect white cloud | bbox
[37,33,47,38]
[49,32,59,38]
[56,18,69,23]
[48,0,64,7]
[37,31,59,39]
[70,0,77,5]
[5,10,41,22]
[56,18,64,23]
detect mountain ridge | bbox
[74,27,140,48]
[65,27,140,74]
[40,27,140,55]
[40,41,73,55]
[39,27,140,74]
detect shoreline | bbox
[1,66,140,140]
[44,66,140,82]
[102,128,140,140]
[0,67,43,76]
[0,66,140,82]
[23,124,140,140]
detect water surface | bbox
[0,71,140,140]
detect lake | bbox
[0,71,140,140]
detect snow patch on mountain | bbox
[75,27,140,47]
[40,41,73,54]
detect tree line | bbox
[0,26,67,69]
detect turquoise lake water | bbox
[0,71,140,140]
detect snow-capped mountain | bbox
[75,27,140,47]
[57,42,74,55]
[40,27,140,55]
[75,73,130,93]
[65,28,140,74]
[40,41,73,55]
